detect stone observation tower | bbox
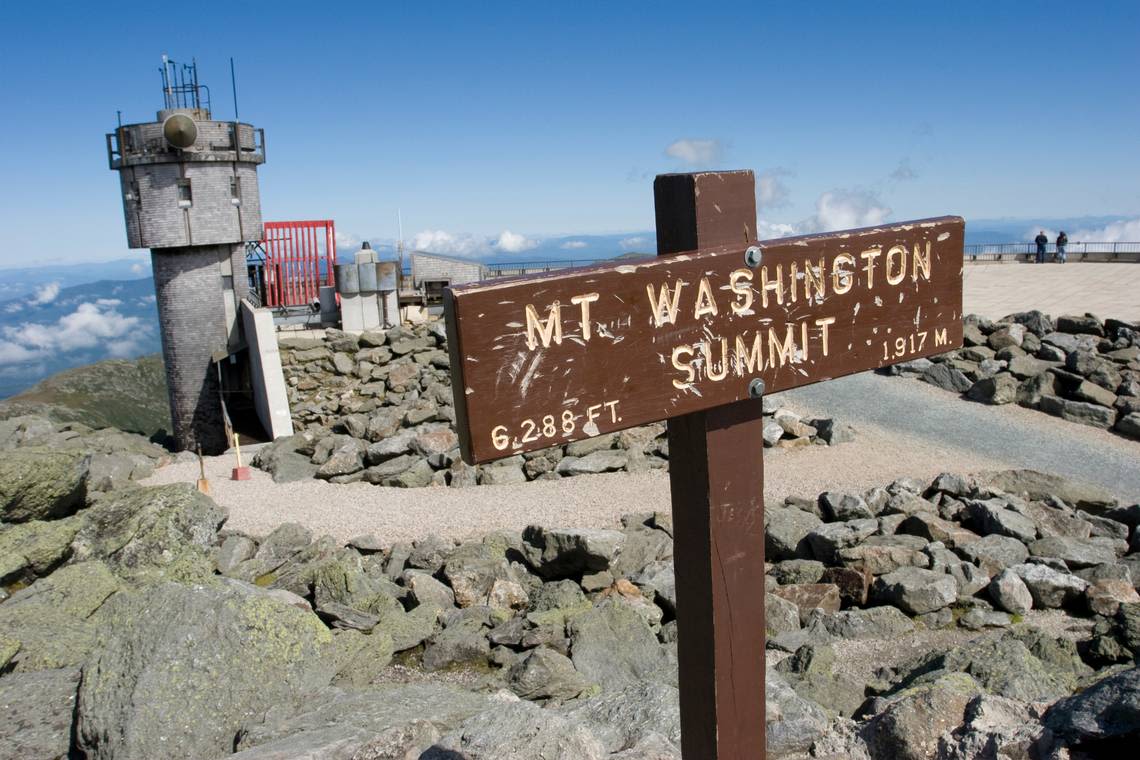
[107,57,265,453]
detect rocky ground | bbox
[885,311,1140,440]
[260,322,855,487]
[2,410,1139,758]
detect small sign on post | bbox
[444,170,963,758]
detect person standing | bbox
[1056,231,1068,263]
[1035,231,1048,263]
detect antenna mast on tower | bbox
[397,209,405,287]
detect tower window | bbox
[177,179,192,207]
[230,176,241,206]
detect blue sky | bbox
[1,0,1138,267]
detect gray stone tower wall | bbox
[118,161,263,248]
[109,106,265,453]
[151,246,231,453]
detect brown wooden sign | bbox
[445,216,964,464]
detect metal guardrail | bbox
[484,244,1140,274]
[963,242,1140,262]
[390,243,1140,285]
[486,258,607,277]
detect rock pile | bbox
[262,322,855,486]
[2,443,1139,757]
[886,311,1140,439]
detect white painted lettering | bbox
[524,302,562,350]
[694,277,718,319]
[832,253,856,294]
[729,268,754,314]
[885,245,907,285]
[570,292,599,341]
[860,247,882,289]
[646,281,685,327]
[671,346,696,389]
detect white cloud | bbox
[0,341,41,364]
[30,282,60,306]
[410,229,543,258]
[0,301,148,366]
[4,303,21,314]
[664,139,722,166]
[494,230,538,254]
[95,298,122,307]
[620,236,648,251]
[335,230,362,250]
[757,168,793,209]
[130,263,146,275]
[410,230,490,258]
[560,240,588,250]
[758,220,798,239]
[1071,217,1140,242]
[800,189,891,233]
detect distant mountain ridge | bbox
[0,353,170,439]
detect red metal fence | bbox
[262,220,337,307]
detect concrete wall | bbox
[151,244,245,453]
[241,300,294,440]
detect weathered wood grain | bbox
[446,213,964,464]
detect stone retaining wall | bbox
[886,312,1140,439]
[257,321,855,487]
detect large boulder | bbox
[974,469,1118,513]
[233,682,492,756]
[0,561,121,672]
[0,515,83,583]
[821,606,916,640]
[1044,666,1140,748]
[966,374,1019,405]
[429,696,607,760]
[892,632,1087,702]
[443,540,530,610]
[863,673,982,760]
[776,643,869,718]
[0,668,80,760]
[70,483,227,583]
[523,526,625,579]
[963,498,1038,544]
[871,567,957,615]
[251,434,320,483]
[765,506,823,561]
[957,534,1030,575]
[765,667,832,757]
[76,582,335,760]
[508,646,592,701]
[1028,536,1120,568]
[0,447,90,523]
[1011,563,1088,609]
[569,599,666,691]
[559,680,680,755]
[988,568,1033,615]
[937,694,1049,760]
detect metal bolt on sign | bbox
[744,245,763,268]
[748,377,766,398]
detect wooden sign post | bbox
[444,170,964,758]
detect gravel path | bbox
[782,371,1140,503]
[143,370,1139,544]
